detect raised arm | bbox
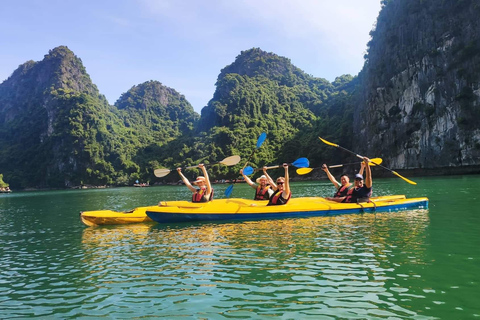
[263,166,276,189]
[359,161,365,176]
[199,164,212,196]
[283,163,290,197]
[177,168,196,193]
[322,164,341,188]
[240,169,256,189]
[363,157,372,188]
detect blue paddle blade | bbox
[224,184,234,197]
[243,166,254,175]
[256,132,267,149]
[292,157,309,168]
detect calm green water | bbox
[1,176,479,319]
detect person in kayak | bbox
[177,164,213,202]
[327,157,372,203]
[240,167,275,200]
[267,163,291,205]
[322,165,352,199]
[323,159,368,200]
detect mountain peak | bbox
[217,47,309,85]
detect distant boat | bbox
[0,187,12,193]
[133,182,150,187]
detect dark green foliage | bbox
[0,47,200,188]
[0,46,360,188]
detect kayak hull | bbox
[80,207,152,227]
[146,195,429,224]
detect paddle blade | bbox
[296,167,313,175]
[318,137,338,147]
[220,155,241,166]
[292,157,310,168]
[154,168,171,178]
[224,184,234,197]
[256,132,267,149]
[243,166,254,175]
[392,171,417,185]
[369,158,383,166]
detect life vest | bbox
[255,185,271,200]
[334,184,351,197]
[268,190,291,205]
[343,186,371,203]
[192,187,213,203]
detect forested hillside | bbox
[0,47,199,188]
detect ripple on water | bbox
[0,200,448,319]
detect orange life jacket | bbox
[334,184,351,197]
[192,187,213,203]
[268,190,291,205]
[255,185,271,200]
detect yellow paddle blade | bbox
[318,137,339,147]
[369,158,383,166]
[392,171,417,185]
[296,167,314,175]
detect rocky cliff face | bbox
[0,46,114,187]
[354,0,480,169]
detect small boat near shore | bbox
[80,195,428,226]
[0,187,12,193]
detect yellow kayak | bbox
[146,195,428,224]
[80,207,152,227]
[80,195,428,226]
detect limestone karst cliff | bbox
[355,0,480,169]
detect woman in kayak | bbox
[177,164,213,202]
[267,163,291,205]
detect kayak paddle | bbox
[225,132,267,197]
[318,137,417,185]
[154,155,241,178]
[243,157,310,175]
[296,158,383,175]
[243,132,267,169]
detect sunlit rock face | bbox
[354,0,480,169]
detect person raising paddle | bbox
[322,166,352,199]
[323,159,369,200]
[326,157,372,203]
[267,164,291,206]
[240,167,274,200]
[177,164,213,202]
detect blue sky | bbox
[0,0,381,113]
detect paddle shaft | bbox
[155,155,240,178]
[319,137,416,185]
[253,164,291,171]
[227,133,266,197]
[328,158,382,168]
[243,150,258,169]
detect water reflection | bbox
[79,210,431,318]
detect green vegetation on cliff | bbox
[0,46,358,188]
